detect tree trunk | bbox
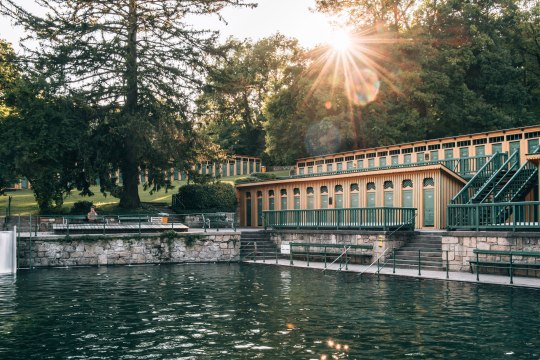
[119,0,141,209]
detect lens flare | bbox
[305,120,341,156]
[347,68,380,106]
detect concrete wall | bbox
[442,231,540,273]
[17,232,240,268]
[268,230,414,263]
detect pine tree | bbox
[1,0,253,208]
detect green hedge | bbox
[173,182,236,213]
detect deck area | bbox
[243,258,540,289]
[52,223,188,234]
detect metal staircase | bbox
[451,152,508,205]
[471,151,519,203]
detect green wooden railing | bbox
[474,151,520,203]
[494,161,538,203]
[447,201,540,230]
[263,207,416,231]
[290,155,493,181]
[451,152,507,205]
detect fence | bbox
[263,207,416,231]
[447,201,540,231]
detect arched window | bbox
[293,188,300,209]
[280,189,287,210]
[268,190,275,211]
[367,182,376,190]
[245,192,252,226]
[320,186,329,209]
[335,185,344,208]
[402,180,413,208]
[350,183,359,208]
[307,187,314,209]
[256,191,263,226]
[423,177,435,187]
[384,181,394,189]
[402,179,413,188]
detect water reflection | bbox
[0,264,539,359]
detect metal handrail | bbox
[472,151,518,203]
[451,152,506,204]
[322,245,352,272]
[359,247,392,276]
[494,160,538,202]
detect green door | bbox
[459,147,469,175]
[294,197,300,209]
[257,198,263,226]
[402,190,413,208]
[307,196,314,224]
[379,157,387,167]
[509,141,520,166]
[391,156,398,165]
[475,145,485,170]
[229,163,234,176]
[367,192,376,224]
[335,194,343,208]
[21,177,28,189]
[430,150,439,162]
[423,189,434,227]
[321,194,328,209]
[368,159,374,168]
[404,154,411,164]
[280,197,287,225]
[492,143,503,168]
[269,198,274,211]
[384,191,394,223]
[243,160,248,174]
[417,153,425,163]
[492,143,502,154]
[246,197,252,227]
[444,149,454,169]
[528,139,539,154]
[236,160,241,175]
[350,193,359,208]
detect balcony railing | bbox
[288,155,494,181]
[263,207,416,231]
[447,201,540,231]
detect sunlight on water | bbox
[0,264,539,359]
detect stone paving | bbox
[244,258,540,289]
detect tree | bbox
[1,0,254,208]
[0,39,21,194]
[196,35,304,161]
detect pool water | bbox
[0,264,539,359]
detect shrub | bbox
[70,201,94,215]
[173,182,236,212]
[234,172,277,185]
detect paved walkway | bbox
[244,258,540,289]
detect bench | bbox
[118,215,150,223]
[205,213,235,231]
[289,242,373,269]
[469,249,540,283]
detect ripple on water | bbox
[0,264,539,359]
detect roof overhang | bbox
[236,164,467,189]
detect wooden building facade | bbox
[236,125,540,230]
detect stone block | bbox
[477,242,491,250]
[445,237,459,244]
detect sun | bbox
[330,28,352,52]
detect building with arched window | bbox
[237,125,540,231]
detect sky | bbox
[0,0,340,50]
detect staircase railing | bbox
[451,152,507,204]
[494,161,538,203]
[472,151,519,203]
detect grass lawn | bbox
[0,170,291,215]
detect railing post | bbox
[254,242,257,262]
[306,245,310,267]
[512,205,516,232]
[476,252,479,281]
[324,247,327,269]
[289,245,293,265]
[29,216,32,270]
[275,246,278,264]
[345,247,348,271]
[392,248,396,274]
[418,250,421,276]
[138,216,141,235]
[446,250,449,279]
[377,258,380,274]
[66,218,70,237]
[103,217,106,235]
[509,253,513,284]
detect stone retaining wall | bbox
[17,232,240,268]
[268,230,414,263]
[442,231,540,273]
